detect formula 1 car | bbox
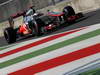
[4,6,84,44]
[4,15,57,44]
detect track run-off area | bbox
[0,23,100,75]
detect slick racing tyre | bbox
[4,27,16,44]
[63,6,75,17]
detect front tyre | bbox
[63,6,75,17]
[63,6,76,23]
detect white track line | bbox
[0,35,50,54]
[35,53,100,75]
[0,27,82,53]
[0,35,100,74]
[0,24,100,63]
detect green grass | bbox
[0,47,7,50]
[79,68,100,75]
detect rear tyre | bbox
[4,27,16,44]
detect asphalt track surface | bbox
[0,9,100,47]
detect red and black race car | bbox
[4,6,84,44]
[4,15,58,44]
